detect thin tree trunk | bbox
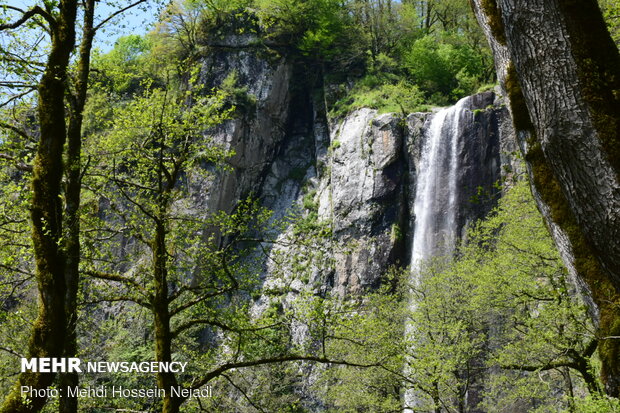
[58,1,95,411]
[153,220,181,413]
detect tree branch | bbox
[0,121,31,141]
[94,0,148,31]
[0,153,32,172]
[0,6,56,31]
[221,374,267,413]
[0,346,23,358]
[84,270,152,302]
[169,287,234,317]
[0,88,37,110]
[187,355,379,399]
[172,318,282,338]
[501,360,576,372]
[79,296,151,309]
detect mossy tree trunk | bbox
[59,1,96,412]
[151,127,184,413]
[152,219,182,413]
[0,1,78,411]
[471,0,620,397]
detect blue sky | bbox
[2,0,159,52]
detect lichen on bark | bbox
[479,0,506,46]
[556,0,620,179]
[497,10,620,397]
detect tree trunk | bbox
[470,0,620,396]
[152,221,181,413]
[0,1,78,411]
[59,2,95,412]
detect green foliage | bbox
[79,51,343,411]
[477,82,498,93]
[317,268,407,413]
[574,394,620,412]
[219,70,257,114]
[302,189,318,211]
[405,32,487,101]
[253,0,348,57]
[320,179,604,411]
[4,1,608,411]
[152,0,211,60]
[599,0,620,45]
[187,0,496,111]
[0,112,37,400]
[92,35,153,95]
[330,78,424,118]
[196,0,255,29]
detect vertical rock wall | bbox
[195,32,515,294]
[186,35,517,410]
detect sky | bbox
[2,0,160,52]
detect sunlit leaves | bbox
[319,179,598,411]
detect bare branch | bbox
[187,355,380,399]
[501,360,577,372]
[0,6,56,31]
[0,346,23,358]
[84,270,152,302]
[0,82,36,89]
[221,374,267,413]
[0,88,37,110]
[169,287,234,317]
[0,121,31,141]
[0,153,33,172]
[94,0,148,31]
[0,48,45,68]
[172,319,283,338]
[79,296,152,310]
[113,175,158,223]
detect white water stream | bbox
[404,96,471,411]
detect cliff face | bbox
[195,36,517,296]
[196,37,294,220]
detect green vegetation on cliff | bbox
[1,0,619,411]
[152,0,496,114]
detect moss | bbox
[527,139,620,394]
[506,55,620,393]
[480,0,507,46]
[390,223,403,243]
[557,0,620,179]
[551,1,620,393]
[505,63,534,132]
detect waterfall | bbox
[411,97,469,265]
[404,97,471,411]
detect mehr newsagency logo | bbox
[19,358,213,399]
[21,357,187,373]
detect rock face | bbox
[327,109,408,294]
[184,33,518,411]
[196,39,294,223]
[196,33,516,295]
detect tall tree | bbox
[470,0,620,397]
[0,1,150,411]
[0,2,78,411]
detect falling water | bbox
[404,96,471,411]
